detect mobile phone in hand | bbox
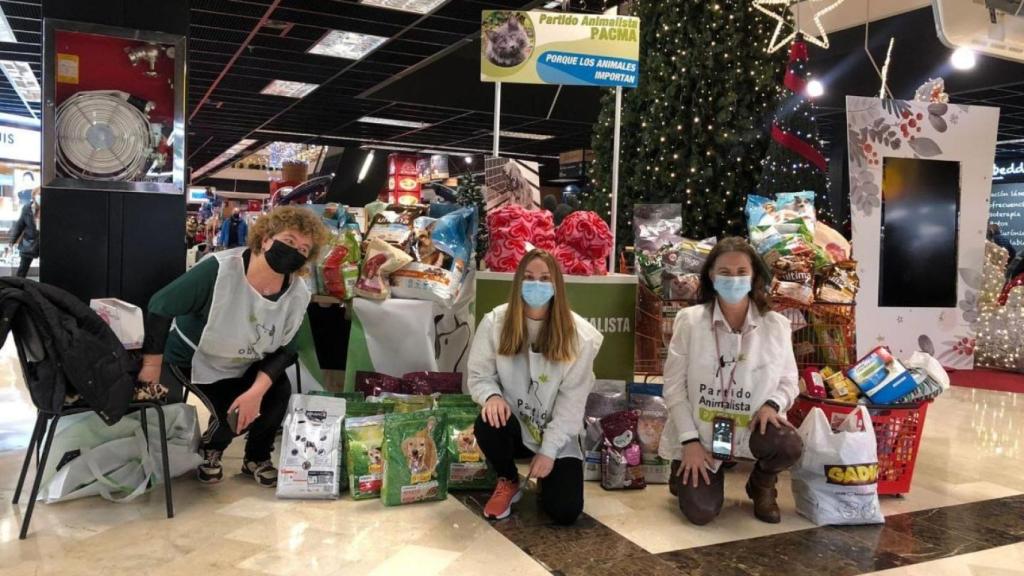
[227,408,240,434]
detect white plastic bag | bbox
[42,404,203,503]
[791,406,885,526]
[276,394,347,499]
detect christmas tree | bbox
[758,37,841,229]
[584,0,786,252]
[455,175,487,268]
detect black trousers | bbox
[16,256,33,278]
[474,414,584,525]
[164,363,291,462]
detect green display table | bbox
[474,271,637,381]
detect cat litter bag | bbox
[628,383,671,484]
[345,415,386,500]
[791,406,884,526]
[600,410,646,490]
[443,406,496,491]
[277,394,347,500]
[381,411,450,506]
[583,386,628,481]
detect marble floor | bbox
[0,335,1022,575]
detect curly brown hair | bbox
[247,206,330,275]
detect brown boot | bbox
[745,465,781,524]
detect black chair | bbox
[9,326,174,540]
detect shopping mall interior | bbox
[1,1,1023,575]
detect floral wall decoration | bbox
[846,96,999,369]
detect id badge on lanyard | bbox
[711,325,740,460]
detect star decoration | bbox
[752,0,847,53]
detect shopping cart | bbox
[783,302,857,370]
[787,394,930,495]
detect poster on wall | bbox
[989,182,1024,246]
[480,10,639,87]
[484,156,540,211]
[846,96,999,369]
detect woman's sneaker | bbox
[483,478,522,520]
[197,449,223,484]
[243,459,278,488]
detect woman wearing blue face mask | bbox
[467,249,603,524]
[659,237,803,525]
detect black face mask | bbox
[264,240,307,275]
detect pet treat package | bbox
[816,261,860,304]
[366,210,416,249]
[391,207,477,305]
[628,384,671,484]
[402,372,463,395]
[317,229,361,300]
[344,415,386,500]
[633,204,683,255]
[600,410,646,490]
[820,367,860,404]
[377,392,437,413]
[356,371,405,397]
[814,222,852,264]
[277,394,347,500]
[661,237,716,301]
[443,406,496,491]
[354,237,413,300]
[583,388,629,481]
[381,411,450,506]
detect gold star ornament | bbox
[752,0,847,53]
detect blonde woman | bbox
[140,206,328,487]
[468,249,604,524]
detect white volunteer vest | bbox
[174,248,310,384]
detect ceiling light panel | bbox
[499,130,555,141]
[0,61,40,103]
[0,6,17,42]
[358,116,432,129]
[308,30,388,60]
[360,0,447,14]
[261,80,319,98]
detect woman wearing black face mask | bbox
[140,206,328,487]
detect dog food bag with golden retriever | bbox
[345,415,386,500]
[628,383,671,484]
[443,406,496,491]
[381,411,449,506]
[277,394,347,500]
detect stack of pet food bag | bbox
[276,371,497,504]
[485,205,613,275]
[801,346,950,408]
[745,192,859,367]
[582,381,671,491]
[632,204,717,301]
[311,200,478,307]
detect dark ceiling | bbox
[0,0,41,119]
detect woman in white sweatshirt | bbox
[659,237,803,525]
[468,249,603,524]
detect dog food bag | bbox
[600,410,646,490]
[318,229,361,300]
[402,372,463,395]
[583,389,628,481]
[381,411,450,506]
[443,406,496,491]
[345,415,386,500]
[628,384,671,484]
[436,394,477,407]
[391,208,477,306]
[378,392,437,413]
[277,394,347,500]
[354,238,413,300]
[346,401,393,417]
[366,210,415,249]
[356,371,406,397]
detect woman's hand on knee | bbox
[482,395,511,427]
[528,454,554,479]
[750,404,795,436]
[679,441,714,488]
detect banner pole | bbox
[493,81,502,157]
[610,85,622,274]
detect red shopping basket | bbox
[787,395,930,496]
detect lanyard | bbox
[712,324,741,398]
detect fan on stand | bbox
[55,90,155,181]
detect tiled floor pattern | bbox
[1,327,1023,576]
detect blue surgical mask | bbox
[713,275,752,304]
[521,280,555,309]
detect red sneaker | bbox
[483,478,522,520]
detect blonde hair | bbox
[247,206,330,276]
[498,249,578,363]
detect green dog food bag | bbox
[346,401,393,417]
[443,406,496,491]
[381,411,449,506]
[344,415,386,500]
[309,390,366,402]
[436,394,476,407]
[379,392,437,413]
